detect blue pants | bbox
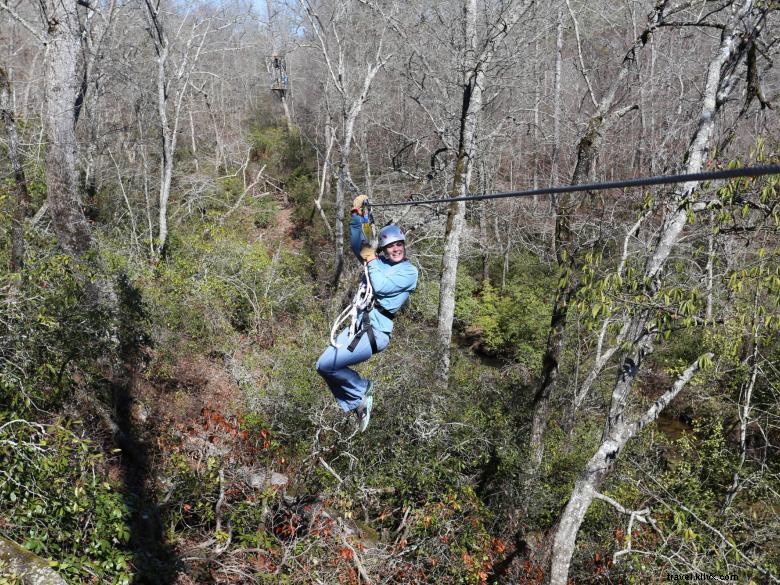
[316,327,390,412]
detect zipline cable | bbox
[370,164,780,207]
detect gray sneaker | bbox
[355,382,375,432]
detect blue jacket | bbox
[350,214,418,334]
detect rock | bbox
[0,536,67,585]
[238,467,289,490]
[270,472,289,487]
[130,400,150,423]
[182,434,232,457]
[248,472,266,489]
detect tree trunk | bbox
[0,67,29,270]
[332,157,348,288]
[43,0,93,256]
[532,31,540,194]
[77,0,116,214]
[332,94,369,288]
[315,119,336,238]
[525,114,617,481]
[298,0,385,289]
[435,0,480,383]
[144,0,206,259]
[549,358,706,584]
[548,430,619,583]
[479,163,490,282]
[154,36,174,258]
[549,4,563,188]
[705,210,715,323]
[435,0,534,383]
[724,325,760,509]
[281,93,293,131]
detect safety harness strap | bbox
[374,302,395,321]
[345,302,397,353]
[346,312,379,353]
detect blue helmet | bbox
[378,224,406,249]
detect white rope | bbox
[329,262,374,348]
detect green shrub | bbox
[159,453,220,535]
[0,421,132,584]
[454,256,552,367]
[141,217,312,353]
[0,249,116,416]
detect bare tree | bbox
[548,3,775,582]
[523,0,673,483]
[76,0,118,204]
[299,0,390,288]
[142,0,221,258]
[434,0,535,383]
[0,0,95,255]
[0,66,29,270]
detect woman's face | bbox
[384,240,405,262]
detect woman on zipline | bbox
[316,195,418,432]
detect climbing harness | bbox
[369,164,780,207]
[329,262,375,350]
[329,266,398,352]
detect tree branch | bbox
[0,1,46,44]
[634,354,712,432]
[642,471,780,583]
[593,490,661,563]
[565,0,598,109]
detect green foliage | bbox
[286,169,318,210]
[455,257,552,367]
[531,421,602,529]
[0,248,116,416]
[0,160,47,219]
[5,91,776,585]
[249,116,315,184]
[253,197,281,229]
[0,421,132,584]
[230,501,275,548]
[409,273,440,323]
[349,417,501,582]
[657,419,731,519]
[250,126,288,175]
[243,330,324,456]
[140,216,312,356]
[295,353,522,581]
[247,108,322,246]
[160,453,221,534]
[594,412,779,583]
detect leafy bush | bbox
[455,255,553,367]
[159,453,221,535]
[141,216,312,355]
[0,420,132,584]
[0,247,116,416]
[249,117,315,182]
